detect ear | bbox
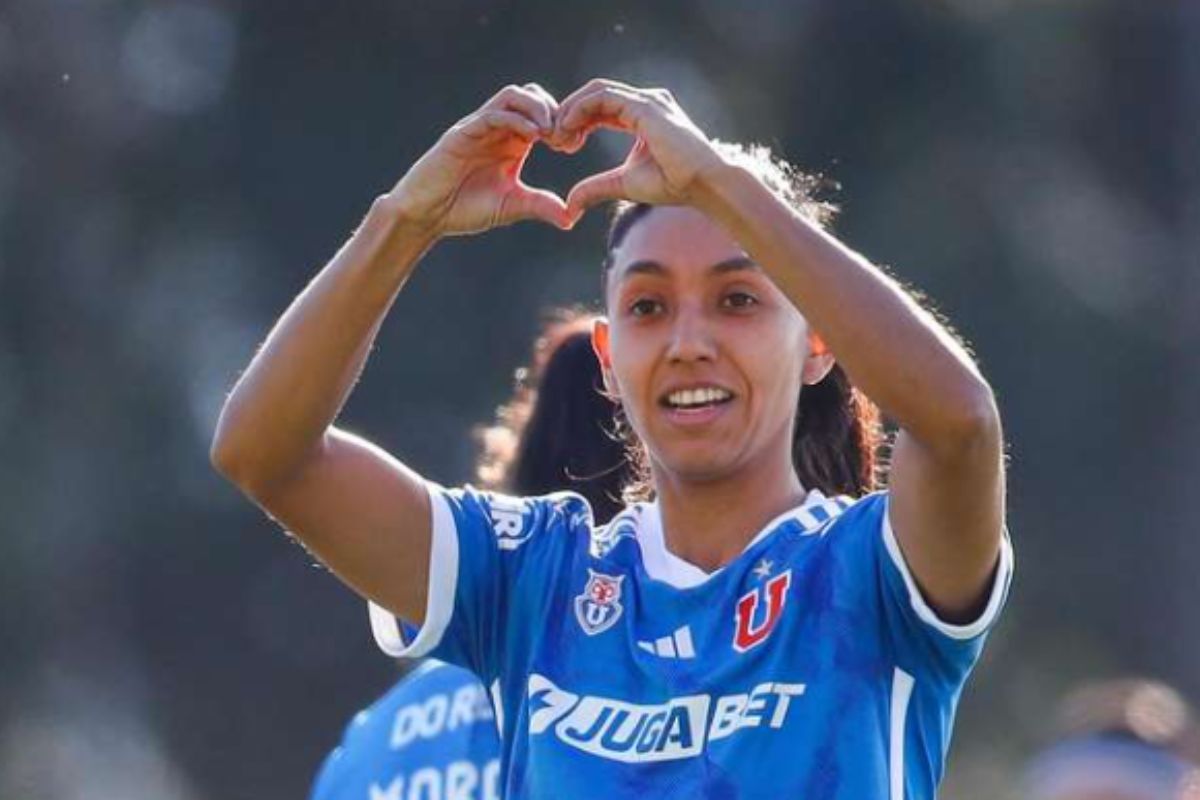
[802,331,836,386]
[591,317,620,399]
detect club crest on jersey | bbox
[575,570,625,636]
[732,569,792,653]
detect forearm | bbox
[694,165,997,449]
[212,196,437,489]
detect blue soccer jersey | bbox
[310,660,501,800]
[370,485,1013,799]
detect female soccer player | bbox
[213,80,1013,798]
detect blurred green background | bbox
[0,0,1195,797]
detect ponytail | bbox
[792,364,883,497]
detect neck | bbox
[651,452,807,574]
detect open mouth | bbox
[659,386,735,412]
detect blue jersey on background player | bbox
[372,485,1013,799]
[310,660,500,800]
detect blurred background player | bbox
[309,311,626,800]
[474,307,628,523]
[309,660,498,800]
[1023,678,1200,800]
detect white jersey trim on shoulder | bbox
[889,667,915,800]
[637,488,853,590]
[881,497,1014,641]
[369,482,459,658]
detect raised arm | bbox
[556,80,1004,621]
[693,171,1003,622]
[211,84,569,624]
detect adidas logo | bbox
[637,626,695,659]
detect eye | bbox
[721,291,759,310]
[629,297,665,317]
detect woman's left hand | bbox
[550,79,727,218]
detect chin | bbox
[651,448,743,486]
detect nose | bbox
[666,304,717,364]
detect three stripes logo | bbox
[637,626,696,659]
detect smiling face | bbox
[595,205,830,488]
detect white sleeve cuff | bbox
[369,482,460,658]
[881,501,1014,641]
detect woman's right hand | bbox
[384,83,572,236]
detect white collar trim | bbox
[636,488,836,590]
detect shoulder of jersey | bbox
[588,502,647,559]
[475,487,594,552]
[805,490,890,538]
[586,491,878,560]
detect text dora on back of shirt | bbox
[388,680,494,750]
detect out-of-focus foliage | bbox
[0,1,1194,798]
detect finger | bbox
[457,109,540,141]
[484,84,555,133]
[548,107,637,156]
[549,113,632,155]
[557,80,644,129]
[558,77,641,112]
[640,84,676,107]
[502,184,572,230]
[518,82,561,134]
[558,87,644,135]
[566,165,628,215]
[521,82,560,115]
[521,82,564,144]
[544,129,583,154]
[550,81,626,150]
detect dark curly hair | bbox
[475,308,628,523]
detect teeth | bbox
[667,387,732,407]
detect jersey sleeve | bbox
[368,482,589,684]
[839,492,1014,682]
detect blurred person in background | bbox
[310,312,625,800]
[473,308,628,523]
[1024,679,1200,800]
[212,80,1013,797]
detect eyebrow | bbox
[617,256,760,282]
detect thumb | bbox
[503,184,571,229]
[566,166,627,216]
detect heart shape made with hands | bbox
[411,81,698,235]
[489,120,639,233]
[507,97,683,229]
[528,125,641,225]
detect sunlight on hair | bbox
[709,140,839,229]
